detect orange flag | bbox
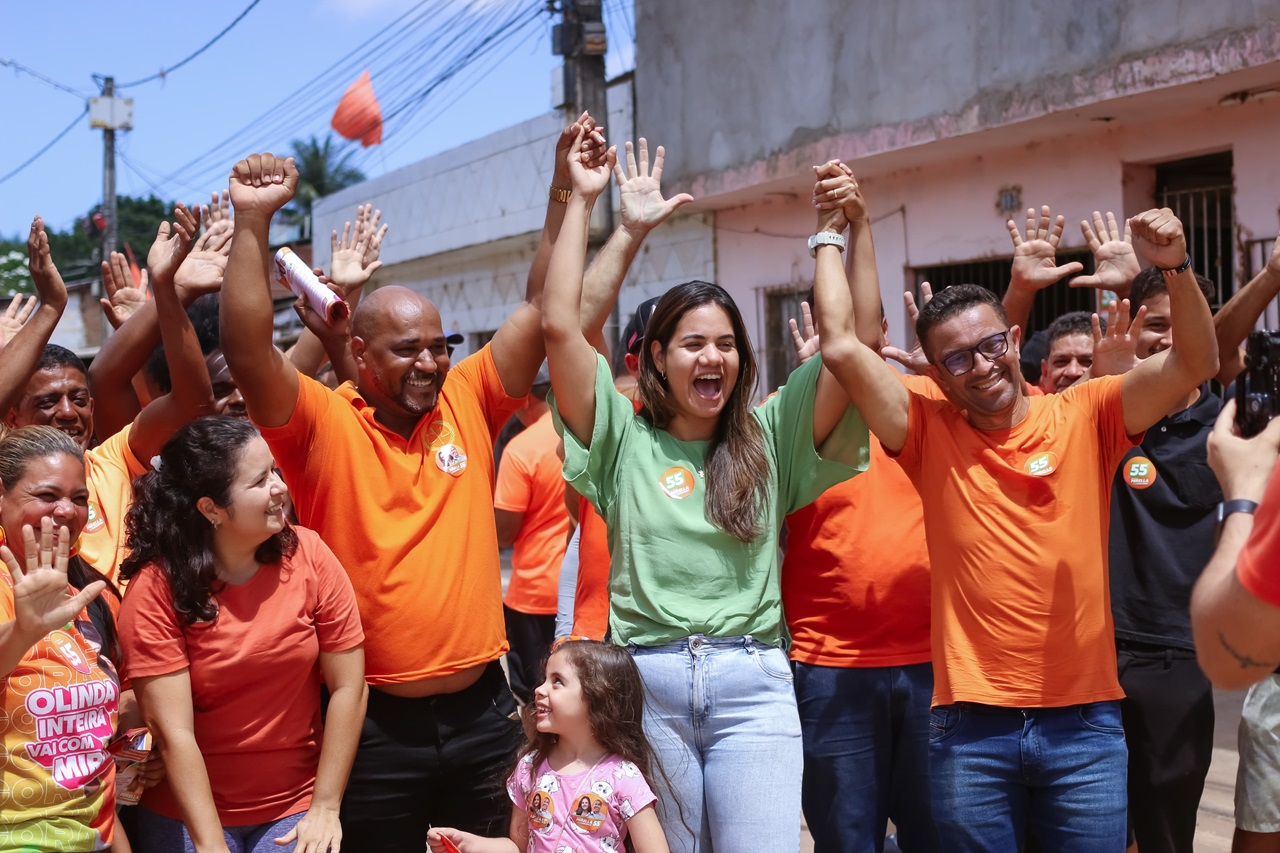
[331,70,383,147]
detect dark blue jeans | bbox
[929,701,1128,852]
[794,661,939,853]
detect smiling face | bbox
[0,453,89,562]
[10,368,95,450]
[1134,292,1171,361]
[205,437,288,548]
[532,648,590,737]
[651,303,741,434]
[925,304,1025,422]
[352,293,450,434]
[1040,332,1094,393]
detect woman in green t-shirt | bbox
[541,129,869,853]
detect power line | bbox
[0,105,89,186]
[0,58,90,101]
[113,0,265,89]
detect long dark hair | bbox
[637,281,769,542]
[0,425,121,666]
[119,416,297,626]
[514,641,683,845]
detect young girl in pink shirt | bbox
[428,640,670,853]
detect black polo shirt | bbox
[1109,385,1222,651]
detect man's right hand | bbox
[228,153,298,220]
[1208,399,1280,503]
[1072,210,1140,297]
[1007,205,1084,293]
[27,217,68,314]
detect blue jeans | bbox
[137,807,306,853]
[929,701,1128,852]
[794,661,939,853]
[631,635,802,853]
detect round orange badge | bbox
[659,466,696,499]
[527,790,554,830]
[1123,456,1157,490]
[569,793,608,832]
[1025,451,1058,477]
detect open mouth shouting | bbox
[693,372,723,401]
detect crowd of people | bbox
[3,109,1280,853]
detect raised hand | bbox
[146,203,201,287]
[1129,208,1188,270]
[201,189,232,232]
[1072,211,1140,297]
[553,110,593,188]
[228,153,298,219]
[329,211,383,297]
[1008,205,1085,292]
[811,161,852,234]
[566,123,616,200]
[27,217,68,314]
[0,294,38,347]
[882,283,933,373]
[99,252,150,328]
[293,273,350,341]
[789,301,820,364]
[1089,298,1147,378]
[813,160,867,226]
[614,138,695,236]
[354,203,388,268]
[1,519,104,648]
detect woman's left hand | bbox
[138,748,167,789]
[274,805,341,853]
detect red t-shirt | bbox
[118,526,364,824]
[1238,469,1280,608]
[782,373,942,667]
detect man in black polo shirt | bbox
[1108,265,1227,853]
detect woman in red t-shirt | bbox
[118,417,366,853]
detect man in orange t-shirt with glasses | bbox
[812,169,1219,852]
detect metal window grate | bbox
[759,285,810,393]
[911,250,1096,337]
[1158,185,1233,306]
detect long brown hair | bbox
[513,641,684,844]
[636,281,769,542]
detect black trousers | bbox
[337,662,522,853]
[1118,641,1215,853]
[503,605,556,705]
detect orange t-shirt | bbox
[572,496,611,639]
[495,411,570,615]
[570,395,643,640]
[782,373,942,667]
[256,345,522,684]
[118,527,364,824]
[80,425,147,585]
[890,375,1138,708]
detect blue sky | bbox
[0,0,635,238]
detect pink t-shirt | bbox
[506,752,657,852]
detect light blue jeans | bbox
[630,635,803,853]
[553,526,582,639]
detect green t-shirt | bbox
[551,353,870,647]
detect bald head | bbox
[351,285,442,341]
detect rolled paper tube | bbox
[274,247,349,324]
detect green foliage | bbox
[289,133,366,216]
[0,195,183,295]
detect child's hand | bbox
[426,827,473,853]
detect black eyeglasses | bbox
[939,331,1010,376]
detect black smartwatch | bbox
[1216,499,1259,534]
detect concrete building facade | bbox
[314,1,1280,393]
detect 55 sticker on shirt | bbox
[1124,456,1157,490]
[659,466,696,499]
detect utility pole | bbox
[554,0,617,339]
[100,77,117,260]
[89,77,133,346]
[554,0,610,238]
